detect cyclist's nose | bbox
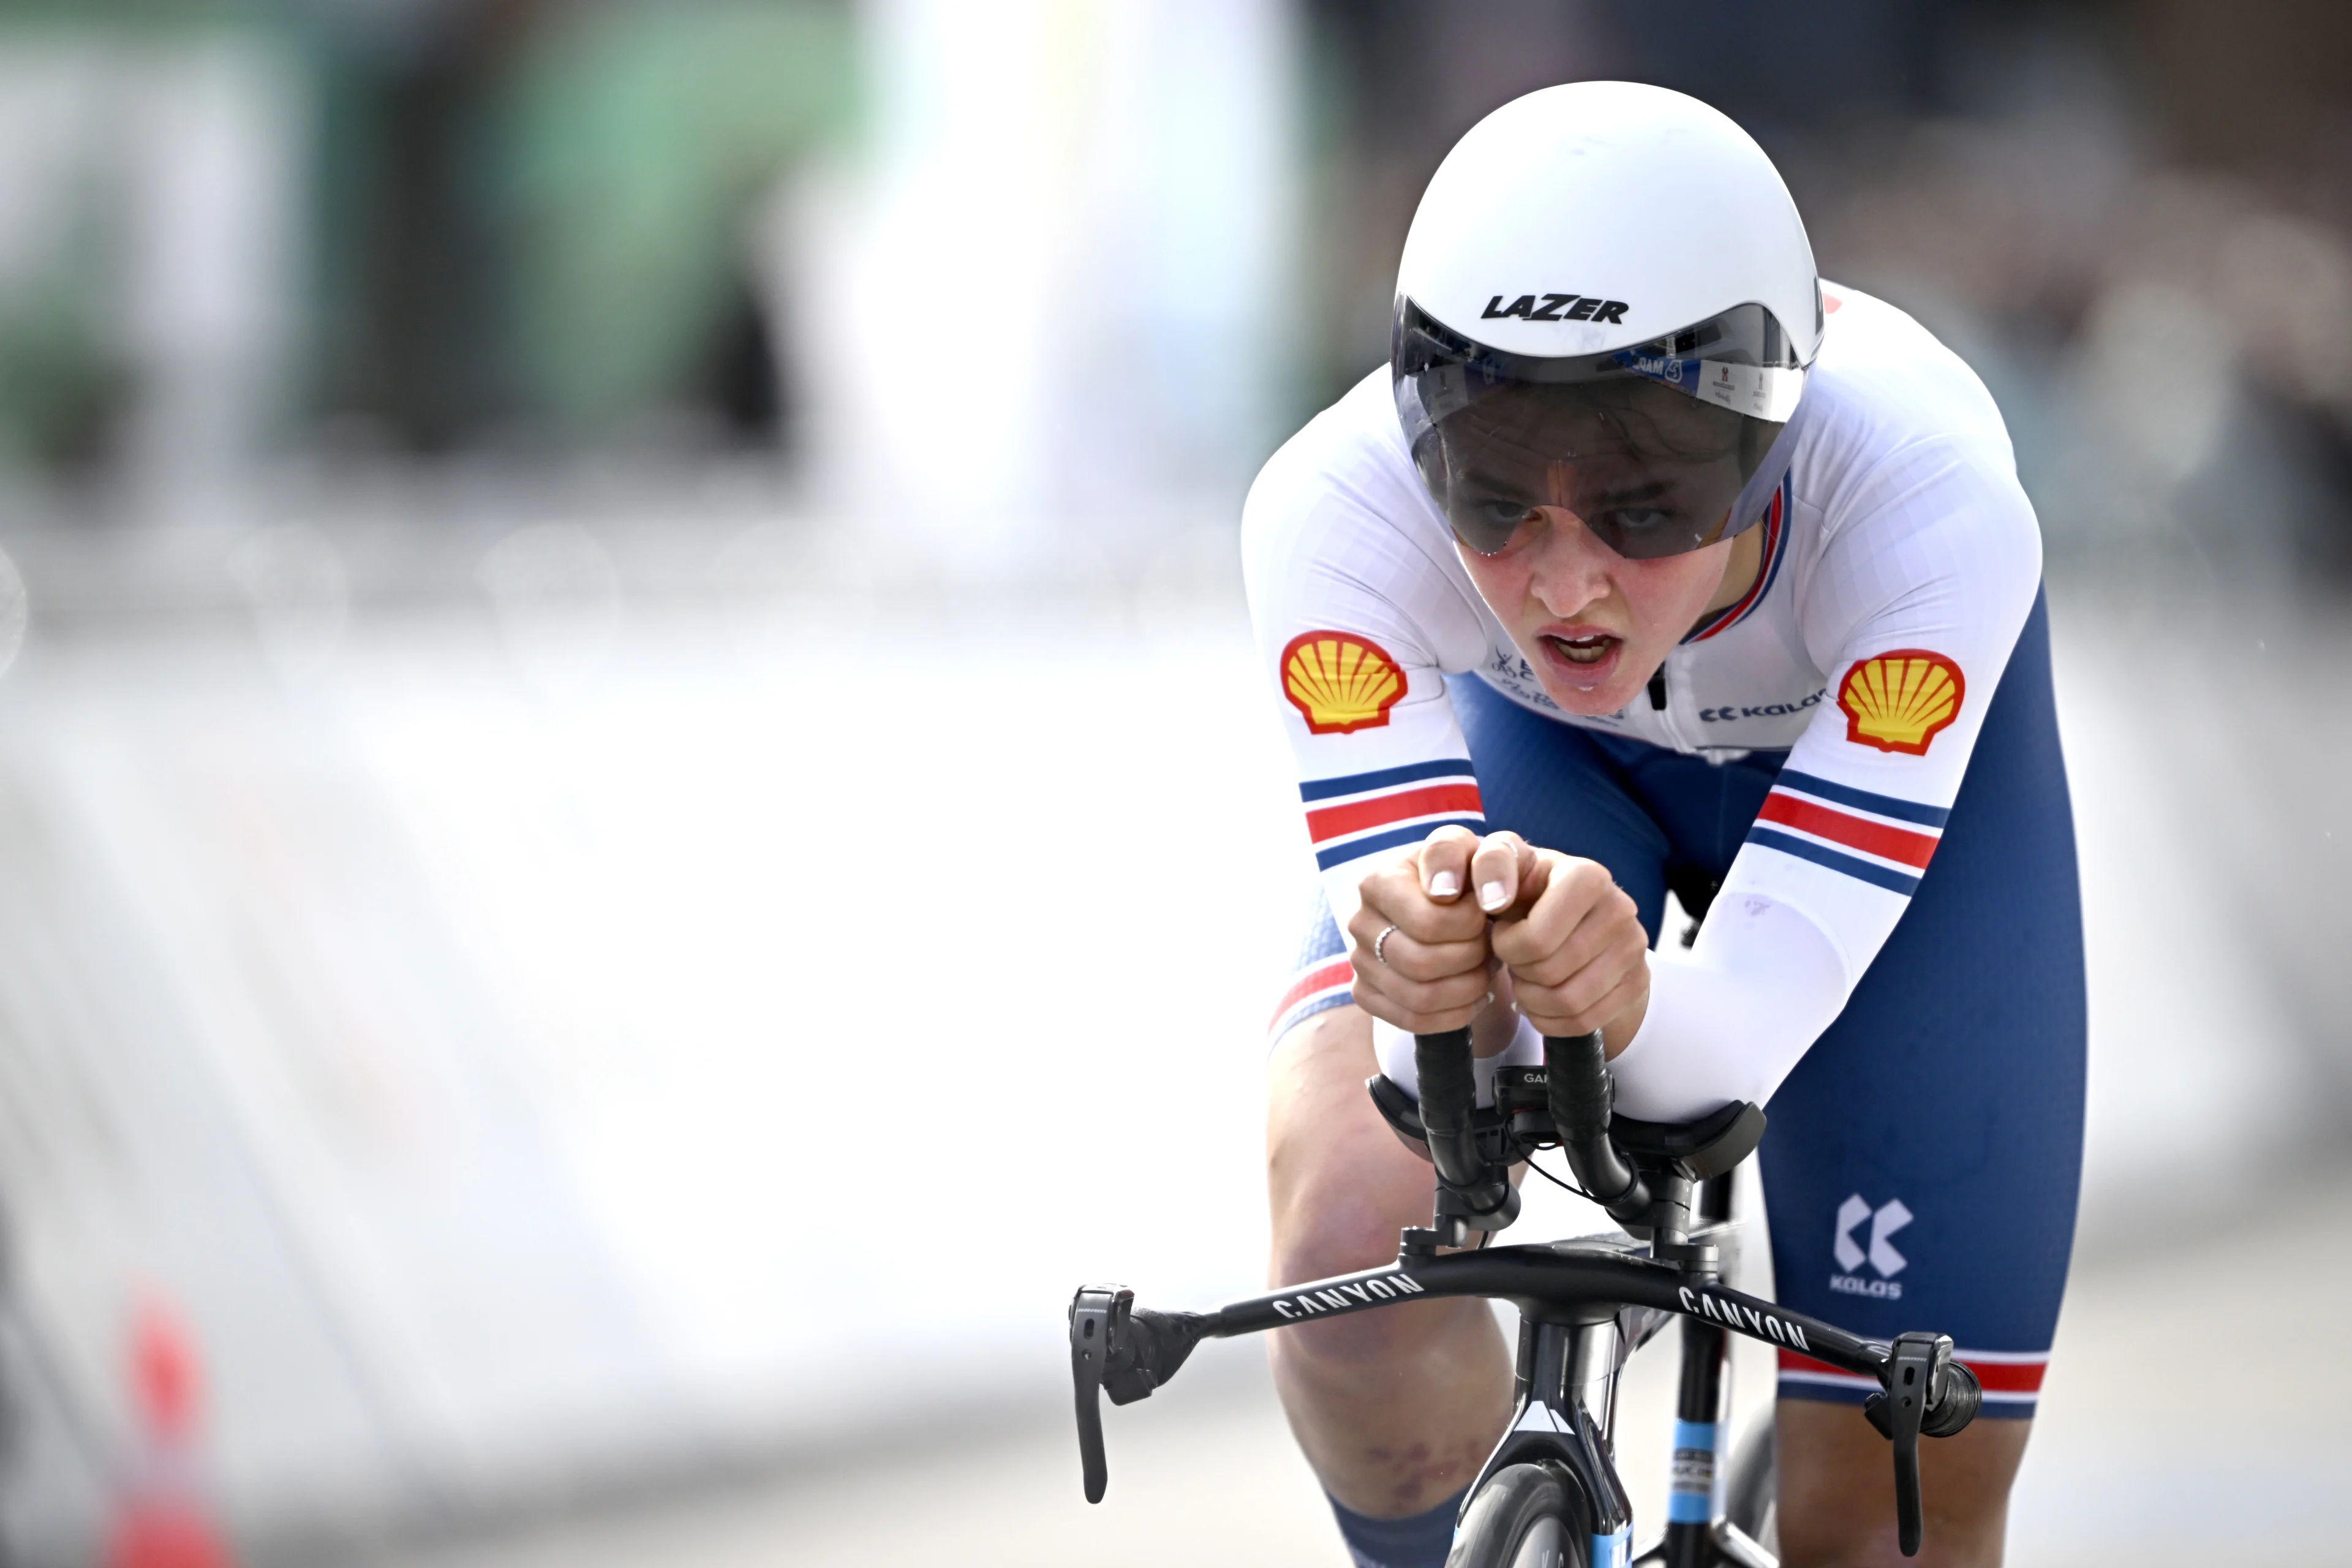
[1525,507,1617,617]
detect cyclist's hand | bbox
[1347,826,1494,1033]
[1479,835,1650,1052]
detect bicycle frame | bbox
[1113,1234,1875,1567]
[1071,1031,1980,1563]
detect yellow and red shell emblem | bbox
[1837,649,1965,755]
[1282,631,1406,735]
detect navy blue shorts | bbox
[1280,592,2084,1414]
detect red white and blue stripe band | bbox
[1269,954,1354,1041]
[1683,473,1792,644]
[1746,768,1947,898]
[1778,1348,2047,1415]
[1300,758,1487,872]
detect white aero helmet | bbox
[1392,82,1821,560]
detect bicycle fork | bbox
[1463,1310,1637,1568]
[1458,1173,1773,1568]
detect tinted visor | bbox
[1392,299,1807,559]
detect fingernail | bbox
[1429,870,1460,899]
[1479,881,1507,911]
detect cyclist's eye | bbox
[1455,499,1540,555]
[1600,506,1673,534]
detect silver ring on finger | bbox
[1374,924,1399,967]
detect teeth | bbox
[1547,633,1614,666]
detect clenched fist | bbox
[1348,827,1649,1054]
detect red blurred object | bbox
[105,1501,232,1568]
[105,1294,235,1568]
[130,1298,198,1446]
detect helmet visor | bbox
[1393,299,1806,560]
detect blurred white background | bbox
[0,1,2346,1564]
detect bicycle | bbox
[1068,1027,1982,1566]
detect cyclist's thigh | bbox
[1762,590,2085,1417]
[1265,1003,1444,1286]
[1265,883,1425,1265]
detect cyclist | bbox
[1247,84,2081,1567]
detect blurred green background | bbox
[0,0,2343,576]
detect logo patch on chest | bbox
[1837,651,1964,755]
[1281,631,1405,734]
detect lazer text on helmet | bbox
[1481,293,1632,325]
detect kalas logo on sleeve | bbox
[1282,631,1404,735]
[1837,650,1964,755]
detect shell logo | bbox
[1838,650,1964,755]
[1282,631,1405,735]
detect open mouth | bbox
[1542,632,1621,666]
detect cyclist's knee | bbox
[1266,1006,1460,1366]
[1268,1126,1442,1354]
[1273,1180,1415,1289]
[1268,1011,1427,1250]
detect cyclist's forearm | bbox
[1607,895,1845,1122]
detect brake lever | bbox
[1069,1285,1132,1502]
[1863,1331,1951,1556]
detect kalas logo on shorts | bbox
[1281,631,1405,735]
[1481,293,1631,325]
[1830,1194,1912,1300]
[1837,650,1964,755]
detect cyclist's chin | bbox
[1544,677,1645,717]
[1532,658,1647,715]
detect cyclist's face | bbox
[1455,500,1737,718]
[1428,379,1754,559]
